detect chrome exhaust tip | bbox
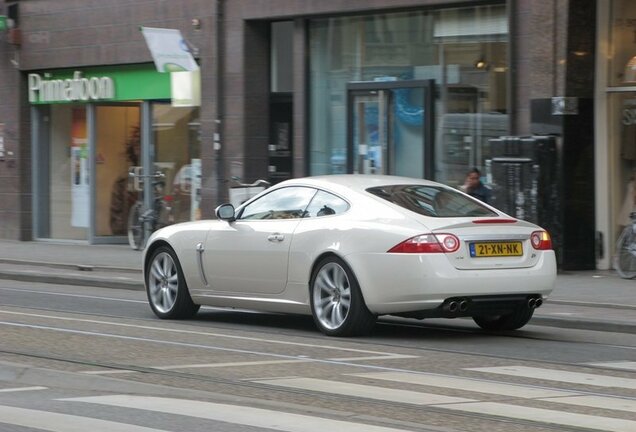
[534,298,543,308]
[459,300,468,312]
[447,301,459,313]
[528,298,536,309]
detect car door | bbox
[202,186,317,295]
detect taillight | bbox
[531,231,552,250]
[388,233,460,254]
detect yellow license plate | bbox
[469,241,523,257]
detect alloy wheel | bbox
[148,252,179,313]
[312,262,352,330]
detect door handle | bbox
[267,233,284,242]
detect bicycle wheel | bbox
[127,201,145,250]
[615,226,636,279]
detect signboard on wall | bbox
[27,64,171,104]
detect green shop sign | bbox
[28,64,171,104]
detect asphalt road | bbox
[0,279,635,432]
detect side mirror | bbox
[215,203,236,222]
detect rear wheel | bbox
[473,307,534,331]
[127,201,144,250]
[146,246,200,319]
[615,226,636,279]
[310,256,375,337]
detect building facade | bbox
[0,0,608,270]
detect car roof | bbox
[279,174,440,194]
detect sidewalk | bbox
[0,240,634,333]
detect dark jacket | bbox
[467,182,492,204]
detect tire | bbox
[145,246,200,319]
[473,307,534,331]
[127,201,145,250]
[310,256,375,337]
[615,226,636,279]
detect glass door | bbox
[347,80,434,178]
[93,104,141,240]
[350,90,390,175]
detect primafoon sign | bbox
[28,71,115,103]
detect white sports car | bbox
[143,175,556,336]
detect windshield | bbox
[367,184,497,218]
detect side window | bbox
[304,190,350,218]
[239,187,317,220]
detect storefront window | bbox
[609,0,636,86]
[309,4,508,184]
[49,105,89,240]
[153,104,201,223]
[608,1,636,254]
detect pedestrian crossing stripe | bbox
[587,361,636,372]
[465,365,636,390]
[349,372,578,399]
[0,405,170,432]
[350,372,636,414]
[253,376,636,432]
[60,395,418,432]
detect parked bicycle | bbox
[615,211,636,278]
[127,171,174,250]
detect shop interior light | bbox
[624,55,636,83]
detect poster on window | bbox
[71,108,89,228]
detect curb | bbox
[531,316,636,335]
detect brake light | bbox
[531,231,552,250]
[473,218,517,224]
[388,233,460,254]
[163,195,174,202]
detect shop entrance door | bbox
[346,80,434,178]
[93,104,142,241]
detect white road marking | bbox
[83,359,312,374]
[155,359,310,370]
[439,402,636,432]
[254,376,636,432]
[0,386,47,393]
[466,366,636,390]
[587,361,636,371]
[539,395,636,413]
[349,372,579,398]
[0,405,169,432]
[62,395,418,432]
[253,377,474,405]
[327,355,418,361]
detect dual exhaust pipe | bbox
[528,297,543,309]
[444,299,469,314]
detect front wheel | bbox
[473,307,534,331]
[145,246,200,319]
[310,256,375,337]
[615,226,636,279]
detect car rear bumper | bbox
[344,250,556,315]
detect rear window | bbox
[367,184,497,218]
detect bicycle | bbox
[127,171,174,250]
[229,176,271,206]
[614,211,636,279]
